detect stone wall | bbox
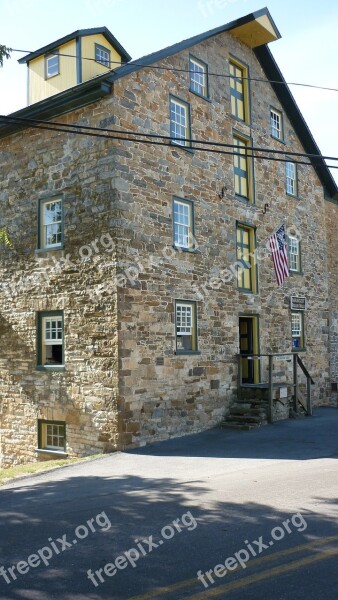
[0,27,335,464]
[111,30,332,445]
[326,198,338,405]
[0,120,120,466]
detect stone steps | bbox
[222,398,268,430]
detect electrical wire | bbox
[1,114,337,170]
[1,114,337,167]
[8,48,338,93]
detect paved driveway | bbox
[1,407,338,599]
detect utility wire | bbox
[9,48,338,93]
[2,114,337,169]
[1,114,337,165]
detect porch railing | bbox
[237,353,314,423]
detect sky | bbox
[0,0,337,183]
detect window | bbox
[286,161,298,196]
[38,420,66,452]
[229,59,250,123]
[270,108,283,140]
[45,51,59,78]
[37,311,64,368]
[175,301,198,353]
[95,43,111,68]
[170,97,191,147]
[288,236,301,272]
[189,57,208,98]
[236,225,257,292]
[173,198,194,249]
[39,198,63,249]
[291,312,305,350]
[233,134,254,201]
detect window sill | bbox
[189,88,212,103]
[175,350,201,356]
[36,365,65,372]
[238,288,258,295]
[170,142,195,154]
[286,192,299,200]
[270,134,285,144]
[45,73,60,80]
[230,114,251,127]
[35,448,68,458]
[235,194,254,205]
[173,245,199,254]
[291,348,306,353]
[289,270,304,276]
[35,245,64,254]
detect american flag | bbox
[269,224,289,286]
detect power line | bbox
[1,114,337,166]
[9,48,338,94]
[1,114,337,170]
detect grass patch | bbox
[0,454,105,486]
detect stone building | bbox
[0,8,337,466]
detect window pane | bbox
[173,200,192,248]
[230,62,245,121]
[190,59,206,96]
[47,54,59,77]
[170,100,188,146]
[286,162,296,195]
[43,200,62,247]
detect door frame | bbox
[239,314,260,384]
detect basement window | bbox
[38,420,66,452]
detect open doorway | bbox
[239,316,260,384]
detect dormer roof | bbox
[18,27,131,65]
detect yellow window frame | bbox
[229,58,250,124]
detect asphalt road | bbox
[1,407,338,600]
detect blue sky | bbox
[0,0,337,182]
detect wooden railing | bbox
[237,353,314,423]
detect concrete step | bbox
[230,406,267,416]
[225,415,266,424]
[221,422,259,431]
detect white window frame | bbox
[175,301,197,353]
[270,108,283,140]
[173,199,194,249]
[288,236,300,272]
[291,312,304,350]
[40,198,63,249]
[170,98,190,147]
[189,57,207,97]
[46,52,59,78]
[45,423,65,450]
[286,161,297,196]
[42,315,64,366]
